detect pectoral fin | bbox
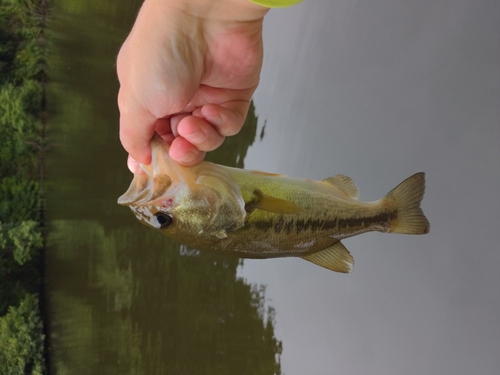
[302,241,354,273]
[245,189,305,214]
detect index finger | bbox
[118,90,157,166]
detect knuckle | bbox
[220,115,244,137]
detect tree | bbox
[8,220,43,265]
[0,294,45,375]
[0,220,43,315]
[0,176,39,224]
[0,81,42,176]
[0,220,42,266]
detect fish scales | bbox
[217,172,397,256]
[118,135,430,273]
[232,171,395,237]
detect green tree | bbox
[8,220,43,265]
[0,294,45,375]
[0,176,39,223]
[0,220,43,315]
[0,0,43,84]
[0,1,47,374]
[0,80,42,176]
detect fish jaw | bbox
[118,135,247,244]
[117,134,194,207]
[117,134,203,234]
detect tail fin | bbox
[385,172,430,234]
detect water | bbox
[45,1,280,374]
[45,1,500,374]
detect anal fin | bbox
[302,241,354,273]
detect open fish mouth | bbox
[118,172,172,206]
[118,172,150,206]
[118,135,178,206]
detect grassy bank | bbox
[0,0,49,373]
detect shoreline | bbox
[0,0,51,373]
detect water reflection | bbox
[45,1,281,374]
[47,219,281,374]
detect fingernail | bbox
[127,156,144,174]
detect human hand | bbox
[117,0,269,173]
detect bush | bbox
[0,177,39,223]
[0,0,42,84]
[0,221,43,316]
[13,38,47,81]
[9,220,43,265]
[0,294,45,375]
[0,80,42,176]
[1,219,42,267]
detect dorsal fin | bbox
[250,170,287,177]
[301,241,354,273]
[323,175,359,199]
[245,189,305,214]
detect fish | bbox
[118,135,430,273]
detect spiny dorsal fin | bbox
[245,189,305,214]
[250,170,287,177]
[302,241,354,273]
[323,175,359,199]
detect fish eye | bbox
[154,212,173,229]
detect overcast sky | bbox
[239,1,500,374]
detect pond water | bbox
[45,1,500,374]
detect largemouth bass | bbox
[118,135,430,273]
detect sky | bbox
[238,1,500,374]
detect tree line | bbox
[0,0,49,373]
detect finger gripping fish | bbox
[118,135,430,273]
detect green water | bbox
[44,1,280,374]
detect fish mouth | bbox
[118,172,151,206]
[117,173,173,206]
[118,134,190,206]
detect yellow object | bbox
[249,0,302,8]
[118,135,430,273]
